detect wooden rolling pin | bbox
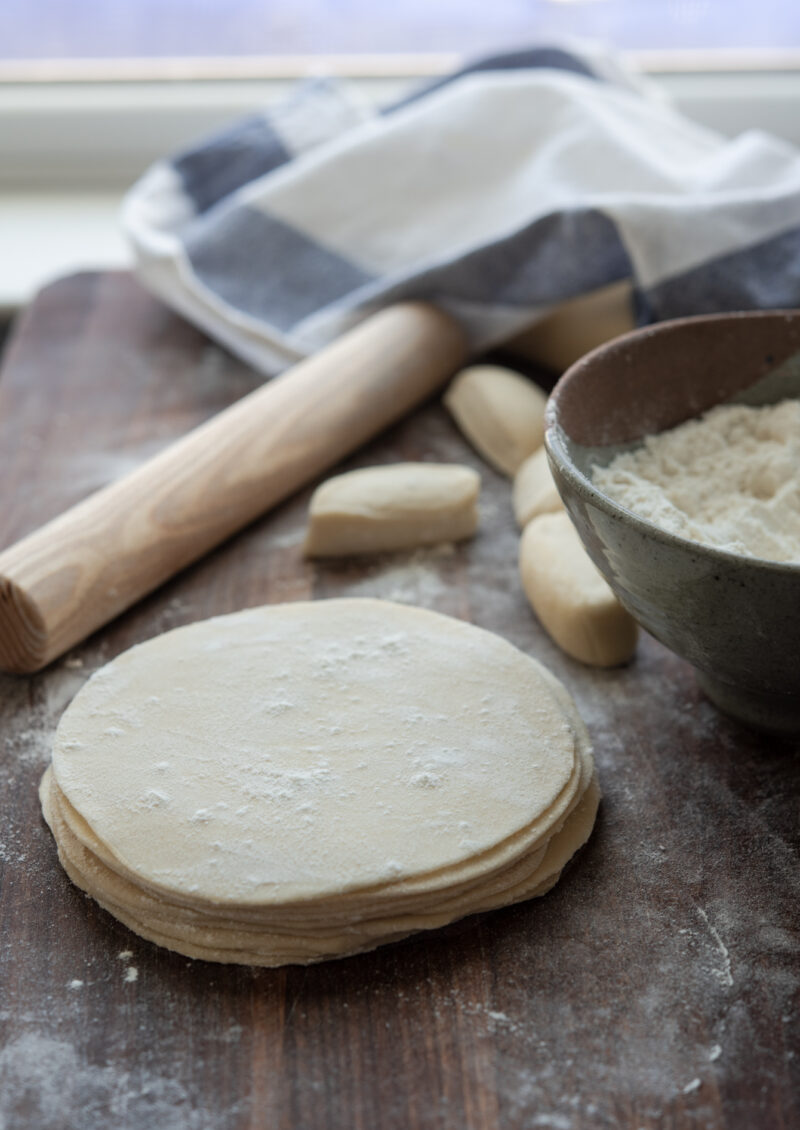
[0,302,467,674]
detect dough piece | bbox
[443,365,548,476]
[519,512,638,667]
[49,734,585,919]
[47,655,592,921]
[513,448,564,528]
[42,759,598,966]
[50,600,580,905]
[47,672,593,923]
[41,599,599,966]
[303,463,479,558]
[507,280,635,373]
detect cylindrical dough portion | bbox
[303,463,480,557]
[507,280,635,373]
[443,365,548,476]
[519,512,638,667]
[51,599,580,906]
[513,448,564,529]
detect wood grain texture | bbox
[0,297,465,673]
[0,272,798,1130]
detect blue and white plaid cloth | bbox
[123,46,800,376]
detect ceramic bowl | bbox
[545,310,800,733]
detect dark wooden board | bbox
[0,272,798,1130]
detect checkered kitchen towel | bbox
[123,45,800,376]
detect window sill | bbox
[0,192,129,311]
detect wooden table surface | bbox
[0,272,797,1130]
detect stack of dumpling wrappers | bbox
[41,599,598,966]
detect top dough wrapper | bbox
[50,600,581,905]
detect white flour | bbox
[592,399,800,563]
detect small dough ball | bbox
[519,511,638,667]
[513,448,564,528]
[443,364,548,476]
[304,463,480,557]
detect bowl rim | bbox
[545,311,800,576]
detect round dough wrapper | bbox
[45,695,591,927]
[46,771,560,928]
[50,707,585,915]
[44,766,599,966]
[51,599,580,906]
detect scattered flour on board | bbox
[431,984,721,1121]
[695,906,734,988]
[0,1033,211,1130]
[347,547,454,606]
[592,399,800,563]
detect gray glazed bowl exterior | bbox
[545,311,800,733]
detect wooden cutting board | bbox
[0,272,797,1130]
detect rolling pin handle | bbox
[0,302,467,673]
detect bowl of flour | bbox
[545,310,800,733]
